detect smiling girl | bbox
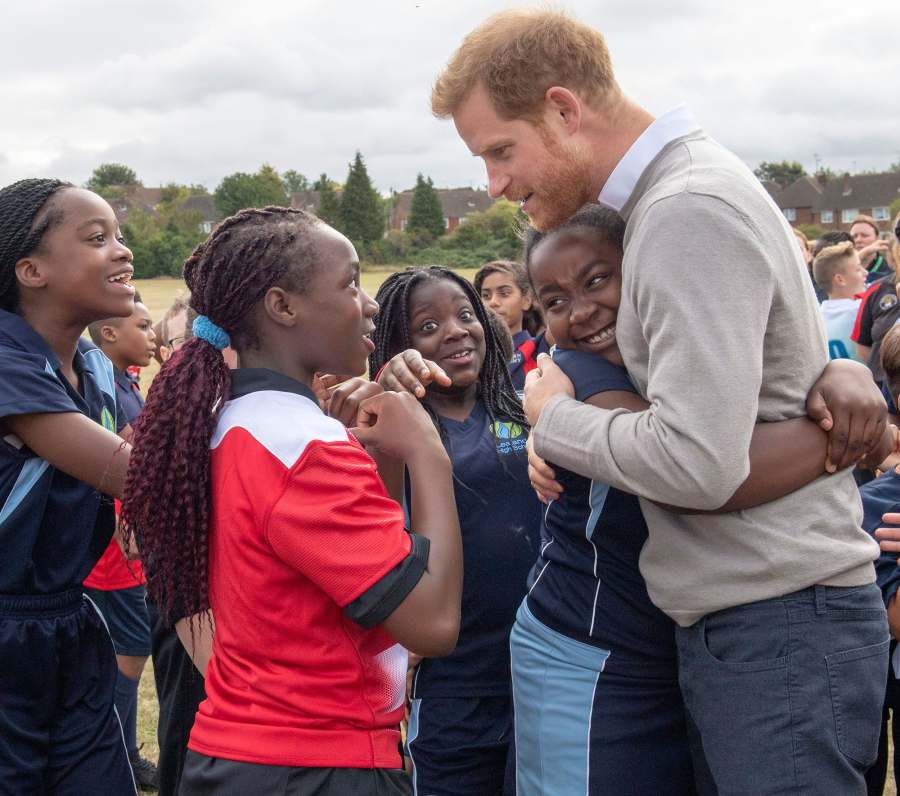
[372,266,542,795]
[516,203,896,796]
[0,178,139,794]
[120,208,462,795]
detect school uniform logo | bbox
[100,407,115,433]
[879,294,898,312]
[492,421,526,455]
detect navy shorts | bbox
[180,751,411,795]
[406,695,515,796]
[0,589,136,795]
[511,601,695,796]
[84,584,152,657]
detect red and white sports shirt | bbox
[188,368,428,769]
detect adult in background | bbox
[432,9,890,794]
[852,214,895,284]
[852,216,900,387]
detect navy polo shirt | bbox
[410,401,542,698]
[525,348,678,677]
[508,330,551,394]
[113,367,144,429]
[0,310,118,594]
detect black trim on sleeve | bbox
[344,533,430,629]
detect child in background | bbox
[121,208,462,795]
[83,292,159,790]
[814,241,868,363]
[475,260,549,394]
[372,266,542,795]
[0,178,138,794]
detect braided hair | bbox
[120,206,320,622]
[0,178,73,312]
[369,266,527,438]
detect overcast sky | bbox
[2,1,897,194]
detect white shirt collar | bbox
[598,105,701,212]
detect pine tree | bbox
[313,173,342,228]
[407,174,445,238]
[340,152,384,246]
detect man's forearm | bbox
[533,394,750,510]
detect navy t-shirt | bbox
[525,348,678,677]
[410,400,542,697]
[114,367,144,429]
[860,468,900,609]
[0,310,118,594]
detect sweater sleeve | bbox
[533,193,776,510]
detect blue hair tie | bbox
[192,315,231,350]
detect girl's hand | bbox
[377,350,451,398]
[527,434,563,503]
[326,378,383,429]
[805,359,887,472]
[875,513,900,562]
[312,373,354,411]
[351,391,445,462]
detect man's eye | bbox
[588,274,609,288]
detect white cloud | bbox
[0,0,895,192]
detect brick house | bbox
[773,176,823,227]
[812,172,900,231]
[108,185,222,234]
[180,194,223,234]
[390,187,494,232]
[108,186,165,223]
[775,171,900,232]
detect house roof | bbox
[391,187,494,223]
[815,172,900,212]
[290,190,323,211]
[181,193,222,223]
[774,176,822,209]
[761,181,782,201]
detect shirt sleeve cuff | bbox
[532,393,576,458]
[344,533,430,629]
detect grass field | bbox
[133,273,897,795]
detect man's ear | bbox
[262,285,301,328]
[544,86,582,135]
[14,256,49,291]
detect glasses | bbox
[166,334,187,350]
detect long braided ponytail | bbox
[120,206,320,622]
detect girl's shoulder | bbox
[551,348,635,403]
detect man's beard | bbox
[526,137,593,232]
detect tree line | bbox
[85,156,523,278]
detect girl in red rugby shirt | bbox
[121,208,462,796]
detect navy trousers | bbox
[677,583,889,795]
